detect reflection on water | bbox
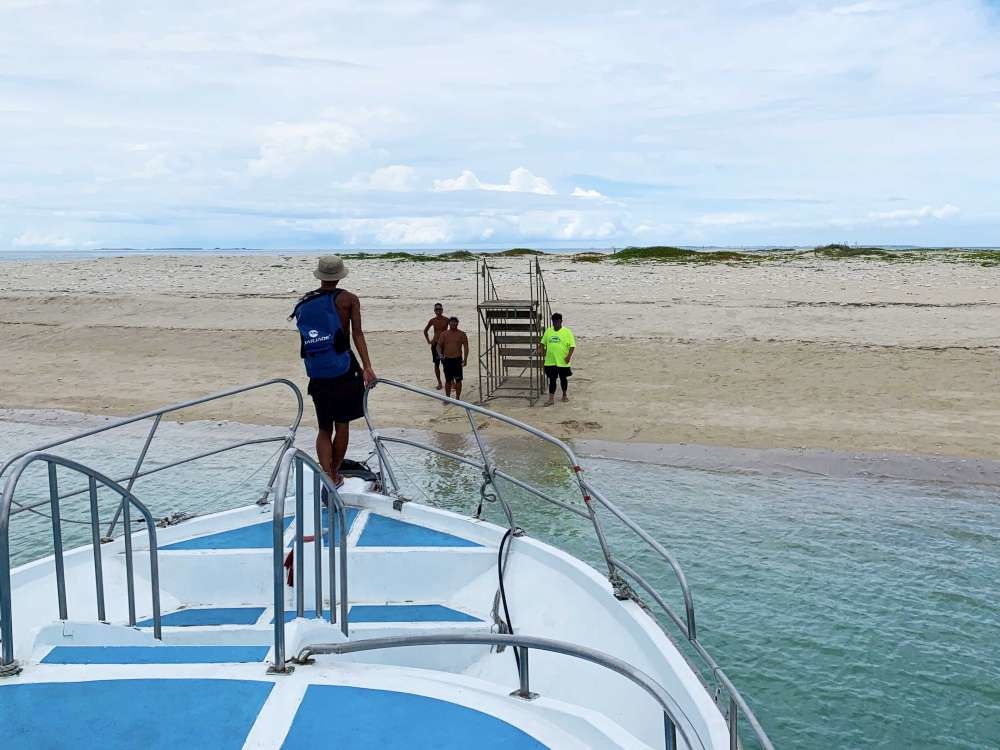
[2,418,998,750]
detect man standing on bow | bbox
[290,256,377,487]
[422,302,449,390]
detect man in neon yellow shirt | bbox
[538,312,575,406]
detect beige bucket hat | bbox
[313,255,349,281]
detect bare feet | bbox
[436,383,443,390]
[561,394,569,402]
[543,397,555,407]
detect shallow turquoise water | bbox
[2,420,997,749]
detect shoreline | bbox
[4,407,999,488]
[2,253,998,460]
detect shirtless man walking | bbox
[436,316,469,400]
[422,302,448,390]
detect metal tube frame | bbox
[270,447,349,673]
[2,452,163,674]
[360,377,774,750]
[297,632,703,750]
[0,379,304,530]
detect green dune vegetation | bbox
[337,245,999,265]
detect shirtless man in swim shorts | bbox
[436,317,469,400]
[422,303,448,390]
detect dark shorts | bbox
[431,343,442,365]
[442,357,463,382]
[308,354,364,431]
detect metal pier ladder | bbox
[476,257,552,405]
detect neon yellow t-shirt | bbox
[540,326,576,367]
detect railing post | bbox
[328,477,336,625]
[47,463,68,620]
[337,504,349,636]
[511,646,537,700]
[104,413,161,540]
[87,476,106,622]
[122,481,137,626]
[0,497,17,674]
[730,696,739,750]
[313,470,322,619]
[295,456,305,618]
[664,715,678,750]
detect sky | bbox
[1,0,999,251]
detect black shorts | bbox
[544,365,573,378]
[442,357,463,382]
[308,354,364,430]
[431,343,442,364]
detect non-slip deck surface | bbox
[274,603,481,624]
[42,645,270,664]
[163,517,293,550]
[357,514,482,548]
[0,679,272,749]
[281,685,549,749]
[137,606,266,627]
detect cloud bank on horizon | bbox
[1,0,998,251]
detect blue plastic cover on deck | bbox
[357,514,482,548]
[42,645,270,664]
[137,606,266,627]
[164,517,293,550]
[281,685,548,749]
[0,679,272,749]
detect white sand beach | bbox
[1,253,998,459]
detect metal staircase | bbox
[476,257,552,405]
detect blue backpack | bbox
[291,290,352,379]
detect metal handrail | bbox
[297,632,705,750]
[270,448,349,673]
[0,379,304,537]
[361,378,774,750]
[363,379,616,575]
[1,452,163,675]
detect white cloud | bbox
[432,167,555,195]
[867,204,960,223]
[12,230,78,248]
[571,187,607,200]
[249,119,366,178]
[343,165,418,192]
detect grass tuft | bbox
[813,244,897,259]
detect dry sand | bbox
[1,253,998,460]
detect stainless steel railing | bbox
[1,453,162,676]
[0,379,304,677]
[0,378,304,538]
[362,378,774,750]
[269,448,349,673]
[297,632,704,750]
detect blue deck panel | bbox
[349,604,481,623]
[137,606,266,627]
[42,645,270,664]
[286,507,361,547]
[281,685,548,749]
[358,513,482,548]
[164,516,293,550]
[0,679,272,749]
[273,609,326,624]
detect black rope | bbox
[497,527,520,673]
